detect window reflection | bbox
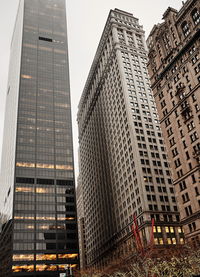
[16,162,35,168]
[21,74,32,79]
[57,216,75,221]
[14,216,34,220]
[13,254,34,261]
[58,264,77,271]
[58,254,78,259]
[37,163,54,169]
[16,162,73,170]
[36,264,57,271]
[36,215,55,220]
[36,223,51,230]
[15,187,34,193]
[56,165,73,170]
[36,187,53,193]
[57,224,65,230]
[36,254,56,261]
[27,225,34,229]
[12,265,34,272]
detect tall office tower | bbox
[147,0,200,245]
[76,176,87,269]
[77,8,184,269]
[0,0,79,275]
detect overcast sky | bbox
[0,0,183,180]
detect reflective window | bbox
[13,254,34,261]
[12,265,34,272]
[36,264,57,271]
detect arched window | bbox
[191,8,200,25]
[181,21,190,37]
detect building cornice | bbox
[176,0,197,24]
[162,7,178,19]
[78,9,142,119]
[151,27,200,89]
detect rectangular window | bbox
[37,178,54,185]
[56,180,74,186]
[39,36,53,42]
[16,177,34,184]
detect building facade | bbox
[147,0,200,245]
[77,9,184,269]
[76,176,87,269]
[0,0,79,275]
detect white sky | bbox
[0,0,183,180]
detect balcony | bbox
[180,103,193,122]
[175,85,186,96]
[193,150,200,163]
[180,103,191,114]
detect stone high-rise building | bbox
[147,0,200,245]
[77,8,184,268]
[0,0,79,275]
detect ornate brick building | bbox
[147,0,200,245]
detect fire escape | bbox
[175,85,193,123]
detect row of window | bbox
[12,263,77,273]
[14,223,76,230]
[181,8,200,37]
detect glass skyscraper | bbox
[0,0,79,275]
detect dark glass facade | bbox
[0,0,79,275]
